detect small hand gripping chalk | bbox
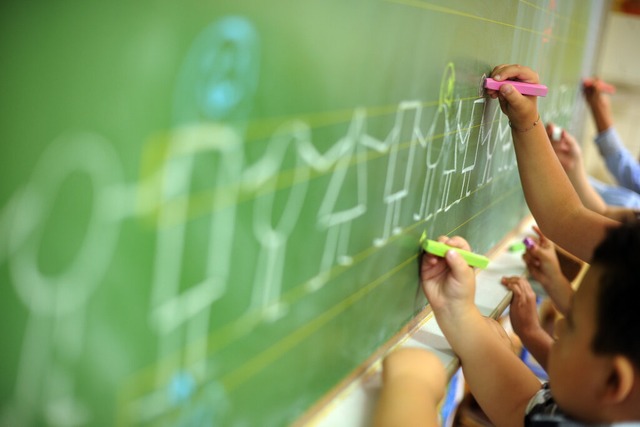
[420,231,490,269]
[484,77,548,97]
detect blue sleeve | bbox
[595,127,640,193]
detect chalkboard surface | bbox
[0,1,599,425]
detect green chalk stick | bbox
[509,242,526,252]
[419,231,489,269]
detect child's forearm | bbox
[517,326,554,371]
[511,124,616,262]
[562,149,638,222]
[437,309,540,427]
[588,97,614,133]
[564,160,609,216]
[543,276,573,316]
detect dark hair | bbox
[590,222,640,369]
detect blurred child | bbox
[584,78,640,195]
[546,122,640,220]
[373,347,446,427]
[421,224,640,425]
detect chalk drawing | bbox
[173,16,260,125]
[149,15,258,407]
[448,97,484,206]
[309,108,368,289]
[250,120,311,319]
[414,63,456,225]
[373,100,423,246]
[476,103,508,187]
[3,132,123,425]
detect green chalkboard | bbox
[0,1,601,425]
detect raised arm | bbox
[584,79,613,133]
[547,123,607,214]
[547,123,638,222]
[584,81,640,194]
[487,65,618,262]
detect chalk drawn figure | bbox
[445,97,484,208]
[249,121,310,319]
[372,101,422,246]
[478,103,510,186]
[308,108,368,290]
[414,62,456,226]
[2,133,123,426]
[146,15,259,419]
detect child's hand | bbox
[583,77,614,133]
[523,225,573,315]
[500,275,540,340]
[546,122,582,173]
[486,64,540,131]
[523,225,564,291]
[420,236,477,320]
[583,77,610,110]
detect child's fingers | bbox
[522,252,541,268]
[532,225,547,246]
[420,252,446,279]
[502,276,524,302]
[498,83,532,113]
[497,93,509,115]
[501,275,521,288]
[444,249,471,279]
[443,235,472,251]
[491,64,540,84]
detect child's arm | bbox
[584,79,613,133]
[501,275,554,371]
[586,80,640,193]
[522,226,573,315]
[546,123,639,222]
[373,348,445,427]
[421,236,541,427]
[546,123,608,214]
[487,64,618,263]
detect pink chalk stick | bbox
[523,237,535,250]
[583,78,616,94]
[484,77,548,97]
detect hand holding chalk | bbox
[545,122,582,173]
[550,124,563,142]
[521,226,572,315]
[484,78,548,97]
[419,233,479,316]
[420,231,489,269]
[487,64,542,132]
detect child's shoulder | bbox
[524,383,639,426]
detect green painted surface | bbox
[0,1,597,425]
